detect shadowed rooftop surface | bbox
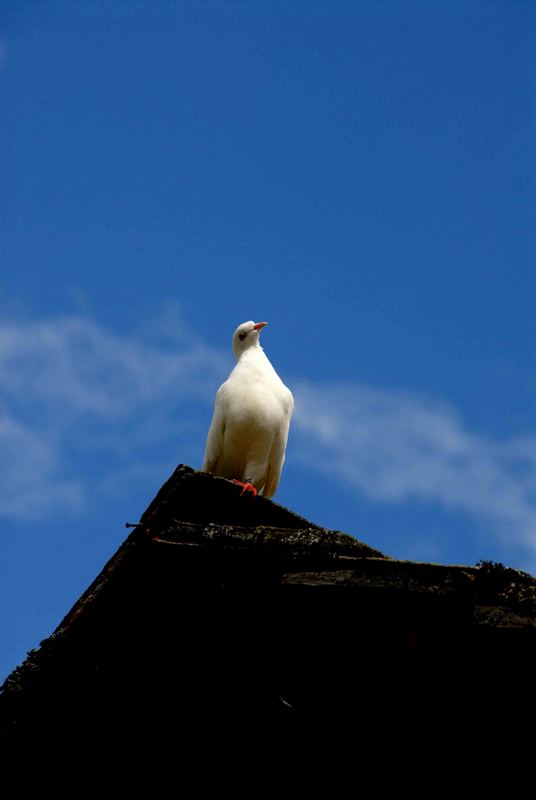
[1,465,535,758]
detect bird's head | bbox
[232,320,268,360]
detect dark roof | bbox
[2,464,535,755]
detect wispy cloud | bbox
[0,410,82,519]
[0,314,223,420]
[1,312,535,569]
[293,382,536,563]
[0,313,225,517]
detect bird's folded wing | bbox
[263,394,294,498]
[202,386,227,474]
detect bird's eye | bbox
[238,332,247,341]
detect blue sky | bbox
[1,1,535,680]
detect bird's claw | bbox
[231,479,257,497]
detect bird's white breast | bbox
[202,338,293,496]
[215,350,292,486]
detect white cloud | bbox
[0,315,224,421]
[0,314,225,518]
[0,410,82,519]
[1,312,535,570]
[293,382,536,562]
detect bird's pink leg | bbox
[231,479,257,497]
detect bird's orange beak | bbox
[252,321,268,330]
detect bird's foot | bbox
[231,479,257,497]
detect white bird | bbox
[202,320,294,497]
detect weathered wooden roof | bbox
[2,464,535,753]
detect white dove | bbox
[202,320,294,497]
